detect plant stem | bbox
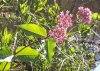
[59,58,67,71]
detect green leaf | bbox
[48,7,56,16]
[54,3,60,11]
[35,0,47,12]
[16,46,41,62]
[2,28,13,47]
[78,24,90,38]
[0,48,11,59]
[19,24,47,37]
[78,24,90,31]
[42,0,47,6]
[20,4,29,15]
[92,13,98,20]
[98,14,100,20]
[70,47,75,53]
[19,0,29,15]
[26,15,31,24]
[36,7,43,12]
[0,62,11,71]
[46,38,56,63]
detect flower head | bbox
[49,26,67,44]
[57,10,73,29]
[77,6,92,24]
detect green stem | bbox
[59,58,67,71]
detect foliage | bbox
[46,38,56,63]
[0,0,100,71]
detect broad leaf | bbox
[19,24,47,37]
[15,46,41,62]
[0,62,11,71]
[46,38,56,63]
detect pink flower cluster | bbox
[77,6,92,24]
[49,7,92,44]
[57,11,73,29]
[49,26,66,44]
[49,11,73,44]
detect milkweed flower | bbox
[57,10,73,29]
[77,6,92,24]
[49,10,73,44]
[49,26,67,44]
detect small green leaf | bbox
[78,24,90,38]
[16,46,41,62]
[19,0,29,15]
[36,7,43,12]
[2,28,13,47]
[26,15,31,23]
[78,24,90,31]
[70,47,75,53]
[42,0,47,6]
[48,8,56,16]
[19,24,47,37]
[54,3,60,10]
[46,38,56,63]
[98,14,100,20]
[23,6,29,14]
[0,62,11,71]
[92,13,98,20]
